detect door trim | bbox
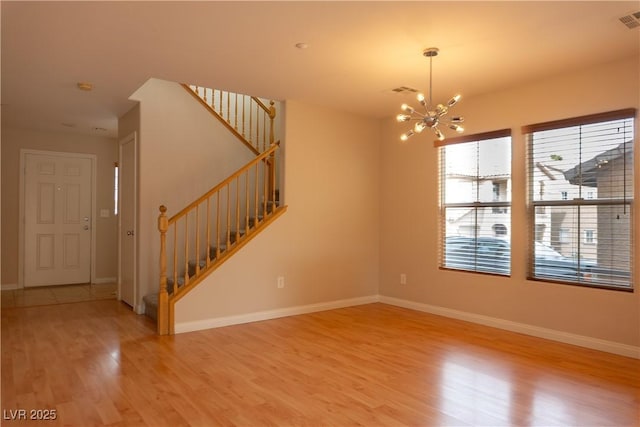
[18,149,97,288]
[118,132,139,312]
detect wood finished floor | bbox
[1,301,638,426]
[1,283,117,308]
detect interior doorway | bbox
[118,132,138,311]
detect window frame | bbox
[437,129,512,276]
[523,108,635,291]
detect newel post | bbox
[268,100,276,145]
[157,205,169,335]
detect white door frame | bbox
[18,149,97,288]
[118,132,139,312]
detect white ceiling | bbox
[2,1,639,138]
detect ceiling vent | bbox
[619,11,640,29]
[392,86,418,94]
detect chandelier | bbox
[397,47,464,141]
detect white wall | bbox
[380,57,640,351]
[175,101,381,328]
[130,78,258,306]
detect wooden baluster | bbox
[249,103,253,149]
[226,185,231,248]
[183,217,189,285]
[270,152,277,212]
[217,89,222,115]
[158,205,169,335]
[206,197,211,267]
[215,192,221,258]
[242,95,246,137]
[263,160,268,216]
[257,109,262,152]
[203,87,207,104]
[235,177,240,243]
[245,171,250,234]
[226,91,230,123]
[254,163,259,227]
[172,222,178,294]
[234,93,239,131]
[263,110,267,153]
[195,206,200,276]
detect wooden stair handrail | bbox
[183,84,277,154]
[157,141,284,335]
[167,141,280,225]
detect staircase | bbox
[143,85,287,335]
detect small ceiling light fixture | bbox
[295,42,309,49]
[397,47,464,142]
[77,82,93,91]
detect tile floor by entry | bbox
[1,283,117,308]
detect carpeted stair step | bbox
[143,293,159,321]
[143,275,185,321]
[143,194,282,324]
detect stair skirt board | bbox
[174,295,380,334]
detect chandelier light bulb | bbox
[435,104,448,116]
[414,121,427,133]
[401,130,414,141]
[397,47,465,142]
[401,104,415,113]
[417,93,427,107]
[447,94,461,107]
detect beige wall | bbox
[130,78,261,306]
[175,100,381,325]
[380,57,640,347]
[1,127,118,286]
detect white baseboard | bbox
[135,303,145,315]
[93,277,116,284]
[175,295,379,334]
[1,283,19,291]
[379,295,640,359]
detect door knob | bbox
[127,230,134,236]
[83,225,89,230]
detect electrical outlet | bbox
[400,273,407,285]
[277,276,285,289]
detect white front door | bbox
[118,133,137,309]
[24,153,92,287]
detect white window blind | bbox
[438,129,512,275]
[524,109,635,290]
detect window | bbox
[584,229,595,244]
[559,227,570,243]
[524,109,635,289]
[439,129,512,275]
